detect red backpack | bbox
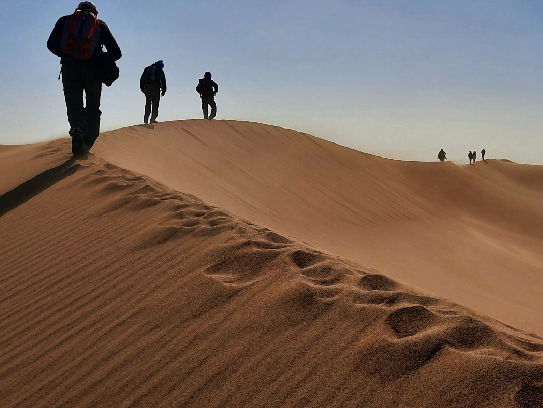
[60,10,100,60]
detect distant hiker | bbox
[196,72,219,120]
[481,148,487,163]
[140,60,167,124]
[47,1,122,155]
[468,151,473,164]
[437,149,446,162]
[472,150,477,163]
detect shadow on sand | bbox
[516,384,543,408]
[0,157,80,218]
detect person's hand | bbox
[161,91,165,96]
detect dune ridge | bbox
[93,120,543,336]
[1,136,543,407]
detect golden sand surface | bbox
[1,121,542,407]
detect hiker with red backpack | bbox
[140,61,167,124]
[196,72,219,120]
[47,1,122,156]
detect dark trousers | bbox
[144,84,161,123]
[201,95,217,119]
[61,61,102,147]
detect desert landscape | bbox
[1,120,543,407]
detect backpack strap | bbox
[63,11,80,53]
[80,15,99,59]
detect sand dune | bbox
[1,123,543,407]
[94,120,543,336]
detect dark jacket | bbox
[47,15,122,63]
[140,65,167,94]
[196,79,218,97]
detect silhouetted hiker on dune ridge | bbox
[196,72,219,120]
[47,1,121,156]
[140,60,167,124]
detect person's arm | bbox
[140,72,145,93]
[47,17,67,58]
[212,80,218,95]
[98,21,122,61]
[160,70,167,95]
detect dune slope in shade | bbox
[94,120,543,335]
[1,143,543,407]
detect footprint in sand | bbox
[359,274,397,291]
[385,305,440,338]
[265,231,293,244]
[204,242,283,285]
[290,249,323,269]
[300,264,345,286]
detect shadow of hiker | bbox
[515,384,543,408]
[0,157,80,218]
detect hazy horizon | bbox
[1,0,542,164]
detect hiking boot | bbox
[150,119,158,124]
[70,127,89,156]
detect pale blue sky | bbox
[1,0,542,163]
